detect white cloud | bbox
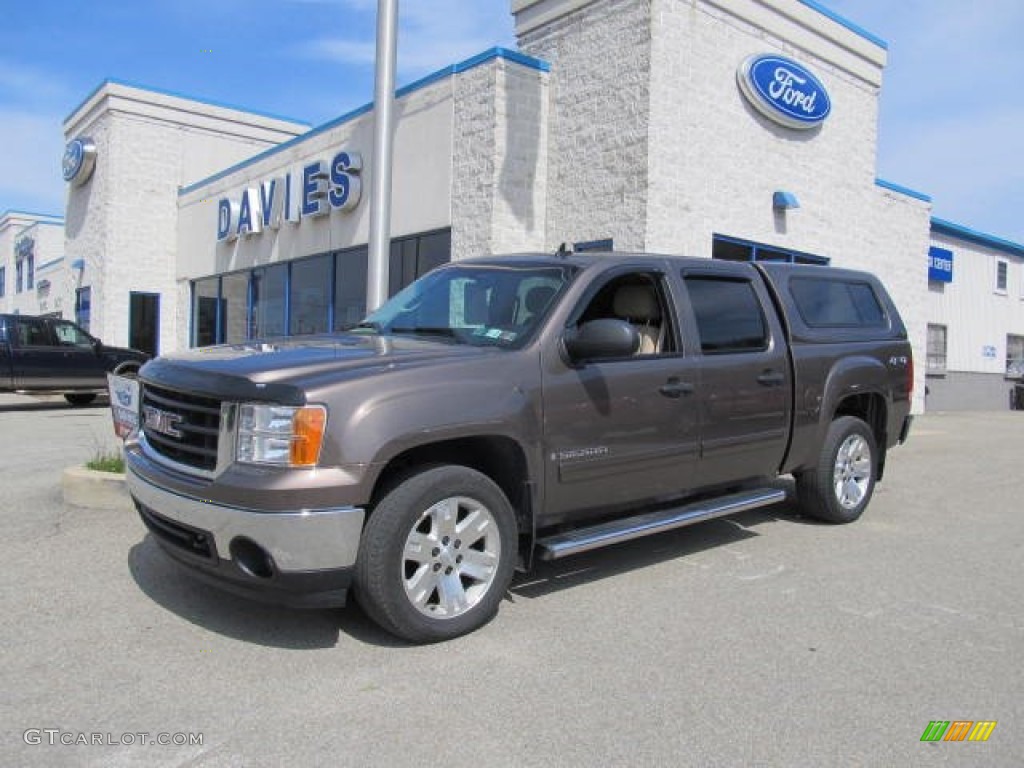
[297,0,514,78]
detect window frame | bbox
[926,323,948,376]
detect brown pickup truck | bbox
[125,252,913,642]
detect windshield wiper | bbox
[345,321,382,333]
[390,326,461,342]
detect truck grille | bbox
[141,383,222,472]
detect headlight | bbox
[237,404,327,467]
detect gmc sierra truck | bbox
[0,314,148,405]
[125,252,913,642]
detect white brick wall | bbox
[452,59,550,260]
[518,0,653,251]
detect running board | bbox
[536,488,786,561]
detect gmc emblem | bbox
[143,405,184,438]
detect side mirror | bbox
[563,318,639,363]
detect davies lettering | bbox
[217,150,363,242]
[737,55,831,130]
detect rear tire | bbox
[796,416,877,524]
[64,393,97,406]
[354,465,517,643]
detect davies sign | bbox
[737,54,831,130]
[217,150,362,241]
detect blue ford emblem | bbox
[737,54,831,130]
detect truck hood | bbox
[139,333,496,404]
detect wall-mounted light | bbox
[773,190,800,210]
[71,258,85,272]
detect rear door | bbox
[9,316,61,388]
[675,263,792,486]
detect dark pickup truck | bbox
[125,252,913,641]
[0,314,148,405]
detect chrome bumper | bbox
[126,465,365,573]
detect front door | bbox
[130,292,160,357]
[540,267,700,524]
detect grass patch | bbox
[86,449,125,474]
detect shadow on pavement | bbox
[128,535,408,649]
[510,491,817,601]
[0,396,109,413]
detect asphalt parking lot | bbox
[2,392,1021,767]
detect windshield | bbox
[358,263,575,348]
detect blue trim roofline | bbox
[65,78,312,128]
[931,217,1024,258]
[1,210,65,224]
[875,178,932,203]
[37,257,65,272]
[797,0,888,50]
[179,48,550,197]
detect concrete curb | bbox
[62,466,134,511]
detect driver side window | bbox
[575,272,676,356]
[53,322,93,348]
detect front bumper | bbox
[126,463,365,608]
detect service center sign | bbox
[928,246,954,282]
[217,150,362,241]
[737,54,831,130]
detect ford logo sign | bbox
[737,54,831,130]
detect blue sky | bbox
[1,0,1021,242]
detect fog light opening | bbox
[229,537,275,579]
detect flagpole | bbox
[366,0,398,311]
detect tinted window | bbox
[790,278,887,328]
[290,254,331,335]
[251,265,286,338]
[15,318,52,347]
[334,247,368,331]
[685,277,768,354]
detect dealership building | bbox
[2,0,1022,412]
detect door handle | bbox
[757,371,785,387]
[659,378,694,398]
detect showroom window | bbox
[1007,334,1024,379]
[190,229,451,346]
[712,234,830,265]
[290,253,331,335]
[334,246,368,331]
[926,324,947,375]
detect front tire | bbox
[354,466,517,643]
[796,416,877,524]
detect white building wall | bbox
[452,57,550,261]
[927,233,1024,375]
[516,0,653,251]
[0,215,66,317]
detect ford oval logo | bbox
[737,54,831,130]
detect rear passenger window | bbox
[790,278,887,328]
[15,318,51,347]
[685,276,768,354]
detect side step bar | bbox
[536,488,786,561]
